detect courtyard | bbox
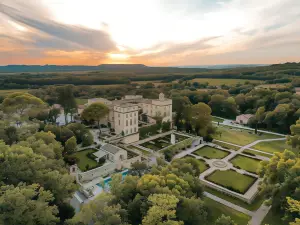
[71,148,106,172]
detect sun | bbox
[108,53,130,61]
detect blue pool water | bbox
[96,169,128,188]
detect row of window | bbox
[125,127,137,135]
[118,118,137,126]
[118,112,138,118]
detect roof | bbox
[93,150,108,159]
[101,144,123,154]
[237,114,254,120]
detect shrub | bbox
[86,152,97,160]
[64,155,79,165]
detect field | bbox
[0,89,29,96]
[230,155,262,174]
[71,149,98,171]
[204,186,265,211]
[191,78,260,86]
[194,146,229,159]
[206,170,257,194]
[253,140,290,154]
[204,197,251,225]
[213,125,281,146]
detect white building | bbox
[85,93,172,144]
[236,114,254,125]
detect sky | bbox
[0,0,299,66]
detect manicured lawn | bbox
[212,140,240,151]
[71,149,98,171]
[204,186,265,211]
[230,155,262,174]
[75,98,88,105]
[253,140,290,154]
[204,197,251,225]
[194,146,229,159]
[206,170,257,194]
[243,149,273,158]
[212,117,224,123]
[213,125,281,146]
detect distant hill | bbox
[178,64,269,69]
[0,64,209,73]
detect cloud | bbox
[0,2,116,51]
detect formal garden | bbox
[71,148,106,172]
[205,169,257,194]
[194,146,230,159]
[230,155,261,174]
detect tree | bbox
[142,194,183,225]
[2,92,45,117]
[131,161,148,176]
[288,119,300,149]
[286,197,300,225]
[258,150,300,222]
[176,197,208,225]
[65,136,77,154]
[172,96,191,129]
[5,126,17,145]
[82,131,94,146]
[57,85,77,124]
[49,108,60,124]
[81,103,109,130]
[0,183,59,225]
[215,214,237,225]
[189,102,214,138]
[67,193,126,225]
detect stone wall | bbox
[78,162,116,183]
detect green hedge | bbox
[163,138,195,162]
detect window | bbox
[126,114,128,118]
[119,120,120,125]
[126,120,128,126]
[164,112,166,116]
[130,119,132,125]
[118,113,120,118]
[134,118,136,124]
[130,113,132,117]
[130,128,132,133]
[134,127,137,132]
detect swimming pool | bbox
[96,169,128,189]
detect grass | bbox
[213,125,281,146]
[183,155,209,172]
[75,98,88,105]
[206,170,257,194]
[204,197,251,225]
[71,149,98,171]
[204,186,265,211]
[253,140,290,154]
[243,149,273,158]
[230,155,262,174]
[212,117,224,123]
[262,209,289,225]
[191,78,260,86]
[0,89,29,96]
[212,140,240,151]
[194,146,229,159]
